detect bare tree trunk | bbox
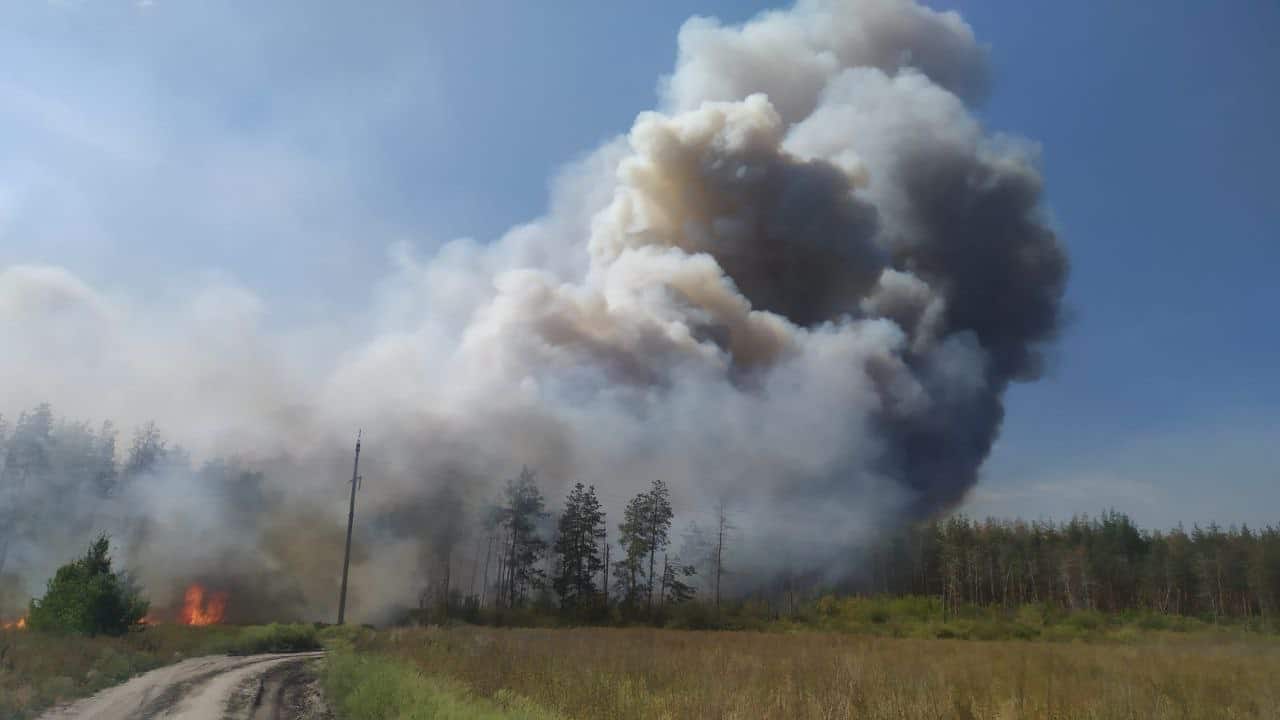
[480,534,494,609]
[469,537,481,605]
[495,532,508,609]
[504,525,514,607]
[660,554,669,608]
[443,550,451,616]
[647,509,657,614]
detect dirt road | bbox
[37,651,331,720]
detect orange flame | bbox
[1,616,26,630]
[180,584,228,626]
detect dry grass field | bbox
[345,626,1280,720]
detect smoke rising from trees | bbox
[0,0,1066,621]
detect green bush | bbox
[1062,610,1105,632]
[214,623,321,655]
[664,601,720,630]
[27,535,148,636]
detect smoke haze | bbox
[0,0,1066,621]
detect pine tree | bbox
[613,491,650,612]
[497,467,548,608]
[612,480,674,616]
[553,483,606,613]
[644,480,673,613]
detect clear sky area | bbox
[2,1,1277,530]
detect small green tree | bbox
[27,534,148,635]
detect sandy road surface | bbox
[38,651,331,720]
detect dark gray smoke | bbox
[0,0,1066,619]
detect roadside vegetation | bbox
[322,628,560,720]
[0,622,321,719]
[1,534,322,718]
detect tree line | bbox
[0,403,178,585]
[0,403,266,616]
[864,511,1280,620]
[6,403,1278,624]
[429,489,1280,625]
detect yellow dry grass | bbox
[353,626,1280,720]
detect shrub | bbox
[665,601,720,630]
[26,535,148,636]
[216,623,321,655]
[1062,610,1104,632]
[1135,613,1173,631]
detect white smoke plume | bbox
[0,0,1065,620]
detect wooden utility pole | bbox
[337,431,362,624]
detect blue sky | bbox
[2,1,1277,529]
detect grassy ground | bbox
[8,607,1280,719]
[439,595,1280,642]
[649,595,1280,641]
[323,647,562,720]
[339,625,1280,720]
[0,623,320,719]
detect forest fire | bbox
[1,616,27,630]
[179,584,228,626]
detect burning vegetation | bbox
[179,584,228,626]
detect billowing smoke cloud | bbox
[0,0,1065,620]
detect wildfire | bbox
[1,616,26,630]
[180,584,228,626]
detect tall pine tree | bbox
[497,467,548,608]
[644,480,673,613]
[553,483,606,613]
[614,491,650,612]
[613,480,675,616]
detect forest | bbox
[2,402,1278,627]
